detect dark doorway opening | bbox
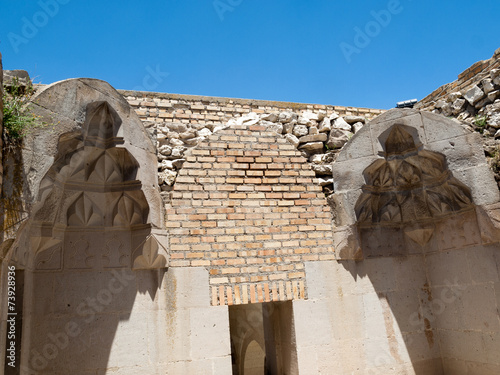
[229,301,298,375]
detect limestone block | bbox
[301,111,319,122]
[332,117,351,131]
[190,306,231,360]
[451,98,466,114]
[303,261,335,300]
[166,267,211,308]
[265,122,283,134]
[457,284,500,332]
[261,112,278,122]
[482,78,496,94]
[439,330,487,363]
[298,133,327,143]
[393,256,427,291]
[292,299,333,346]
[317,177,333,186]
[326,128,351,149]
[483,332,500,366]
[385,290,425,333]
[476,203,500,244]
[464,84,485,105]
[359,257,398,292]
[298,141,323,153]
[467,245,499,284]
[295,345,320,375]
[310,163,332,175]
[425,132,485,170]
[284,133,299,147]
[442,358,467,375]
[428,285,461,331]
[318,117,331,133]
[278,111,297,124]
[292,124,308,137]
[344,115,366,124]
[352,121,364,133]
[454,164,500,205]
[403,332,443,363]
[426,250,471,287]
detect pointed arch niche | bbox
[1,79,170,374]
[326,108,500,374]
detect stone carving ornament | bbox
[355,125,473,226]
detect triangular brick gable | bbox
[165,123,335,305]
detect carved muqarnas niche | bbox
[354,125,474,252]
[29,101,168,270]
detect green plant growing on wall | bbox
[473,115,488,134]
[2,78,43,143]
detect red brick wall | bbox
[165,123,335,306]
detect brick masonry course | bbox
[118,90,385,127]
[165,123,335,306]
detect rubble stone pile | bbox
[156,110,367,198]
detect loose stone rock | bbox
[448,92,463,102]
[344,115,365,124]
[327,128,352,149]
[171,146,185,158]
[298,133,327,144]
[311,164,333,175]
[309,126,319,135]
[317,110,326,121]
[179,131,196,140]
[285,133,300,147]
[318,177,334,186]
[464,85,485,106]
[292,125,309,137]
[301,111,319,122]
[170,138,184,147]
[298,141,324,153]
[159,145,172,156]
[352,122,364,133]
[329,112,340,121]
[261,112,278,122]
[172,159,186,169]
[481,78,495,94]
[158,169,177,185]
[332,117,351,131]
[197,128,212,137]
[264,122,284,134]
[318,117,332,133]
[452,98,466,114]
[283,121,295,134]
[278,111,297,123]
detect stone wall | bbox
[416,47,500,111]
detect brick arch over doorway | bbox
[165,122,335,306]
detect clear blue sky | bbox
[1,0,499,109]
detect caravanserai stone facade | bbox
[1,51,500,375]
